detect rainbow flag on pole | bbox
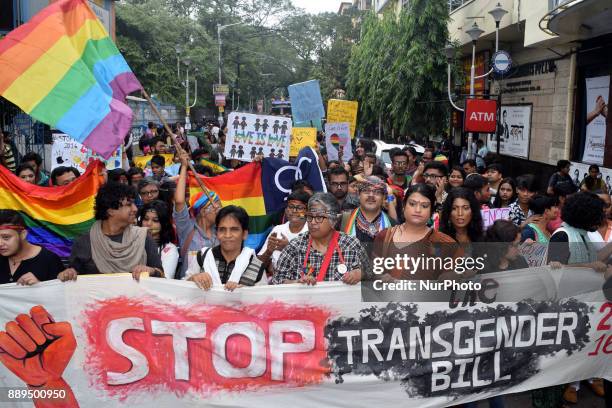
[189,163,278,250]
[0,161,103,258]
[0,0,141,159]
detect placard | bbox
[290,128,317,157]
[481,207,510,229]
[133,153,175,169]
[288,80,325,123]
[581,75,610,165]
[52,133,121,173]
[325,122,352,162]
[225,112,292,162]
[327,99,358,138]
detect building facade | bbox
[448,0,612,179]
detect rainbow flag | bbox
[0,161,104,258]
[200,158,228,174]
[188,163,278,250]
[0,0,141,159]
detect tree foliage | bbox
[347,0,450,138]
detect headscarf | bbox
[189,190,221,217]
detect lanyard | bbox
[302,231,345,282]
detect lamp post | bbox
[465,21,484,160]
[217,22,242,127]
[175,52,197,131]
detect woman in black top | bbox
[0,210,64,285]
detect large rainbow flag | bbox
[0,0,141,159]
[189,163,278,250]
[0,161,104,258]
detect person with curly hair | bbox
[439,187,483,251]
[138,201,179,279]
[60,183,164,281]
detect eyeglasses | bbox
[287,205,307,212]
[330,182,348,188]
[423,173,444,180]
[203,202,221,213]
[360,188,385,196]
[306,213,331,223]
[140,189,159,196]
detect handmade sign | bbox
[52,133,122,173]
[290,128,317,156]
[481,208,510,229]
[225,112,292,162]
[133,154,175,170]
[288,80,325,123]
[327,99,358,138]
[325,122,352,162]
[0,272,609,407]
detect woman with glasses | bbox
[138,200,179,279]
[258,191,310,276]
[138,178,160,206]
[272,192,369,285]
[372,184,460,281]
[173,151,220,279]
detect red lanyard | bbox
[302,231,345,282]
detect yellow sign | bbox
[327,99,358,138]
[219,106,225,113]
[290,128,317,156]
[133,154,174,169]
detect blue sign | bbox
[287,80,325,123]
[492,51,512,75]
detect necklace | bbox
[9,256,21,267]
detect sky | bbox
[292,0,342,14]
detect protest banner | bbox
[0,271,609,407]
[287,80,325,123]
[133,154,175,170]
[290,128,317,156]
[481,208,510,229]
[52,134,122,173]
[325,122,352,162]
[327,99,358,138]
[520,242,548,267]
[225,112,292,162]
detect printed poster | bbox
[570,161,612,192]
[52,133,122,173]
[290,128,317,157]
[498,105,531,159]
[325,122,352,162]
[581,75,610,165]
[327,99,358,138]
[225,112,292,162]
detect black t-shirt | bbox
[548,173,576,191]
[69,230,162,275]
[1,247,64,284]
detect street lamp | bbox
[489,2,508,51]
[466,21,484,97]
[176,55,197,130]
[217,22,242,127]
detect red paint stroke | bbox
[81,297,331,400]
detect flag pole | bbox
[140,89,212,197]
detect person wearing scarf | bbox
[341,176,396,244]
[60,183,163,281]
[185,206,265,291]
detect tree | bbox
[347,0,450,138]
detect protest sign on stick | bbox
[288,80,325,123]
[325,122,352,162]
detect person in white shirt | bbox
[258,191,310,276]
[138,200,179,279]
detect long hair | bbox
[440,187,483,242]
[138,200,176,247]
[492,177,517,208]
[479,220,519,272]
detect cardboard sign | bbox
[133,154,175,169]
[325,122,352,162]
[464,99,497,133]
[290,128,317,156]
[327,99,358,138]
[288,80,325,123]
[51,133,122,173]
[481,207,510,229]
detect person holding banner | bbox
[138,201,179,279]
[186,206,265,291]
[0,210,64,285]
[60,183,164,280]
[273,192,369,285]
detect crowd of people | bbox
[0,124,611,407]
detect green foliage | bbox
[347,0,450,137]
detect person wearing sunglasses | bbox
[272,192,369,286]
[258,191,310,275]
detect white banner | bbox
[52,133,122,174]
[498,105,531,159]
[225,112,292,162]
[0,272,609,407]
[325,122,352,162]
[582,75,610,165]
